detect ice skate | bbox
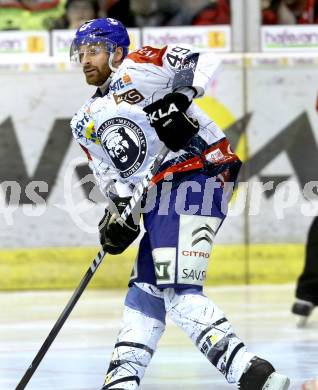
[238,357,290,390]
[291,298,315,327]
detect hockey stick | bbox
[16,145,169,390]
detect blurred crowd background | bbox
[0,0,317,31]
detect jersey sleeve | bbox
[70,101,115,198]
[88,153,118,197]
[78,146,133,200]
[127,44,221,99]
[71,101,133,199]
[163,44,222,98]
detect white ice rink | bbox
[1,285,318,390]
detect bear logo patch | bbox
[97,117,147,178]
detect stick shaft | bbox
[16,146,169,389]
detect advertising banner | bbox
[0,54,317,249]
[261,25,318,52]
[142,26,231,51]
[52,28,142,58]
[51,29,76,57]
[245,54,318,243]
[0,31,50,56]
[127,28,142,51]
[0,56,242,248]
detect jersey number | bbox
[166,47,190,68]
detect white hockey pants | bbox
[102,283,255,389]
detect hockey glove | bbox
[143,92,199,152]
[98,196,140,255]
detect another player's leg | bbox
[301,379,318,390]
[102,283,166,389]
[292,216,318,326]
[164,288,290,390]
[291,298,315,327]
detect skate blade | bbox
[296,315,309,328]
[263,373,290,390]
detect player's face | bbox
[79,44,112,86]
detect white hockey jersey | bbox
[70,44,233,197]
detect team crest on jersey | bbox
[97,117,147,178]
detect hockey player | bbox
[301,378,318,390]
[291,93,318,326]
[70,17,290,390]
[291,216,318,326]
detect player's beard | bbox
[83,63,111,86]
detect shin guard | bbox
[103,285,165,389]
[164,289,254,384]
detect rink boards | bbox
[0,244,305,290]
[0,53,317,287]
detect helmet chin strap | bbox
[98,52,119,94]
[108,52,119,73]
[98,51,121,93]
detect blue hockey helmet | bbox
[70,18,130,64]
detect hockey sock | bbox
[163,288,255,383]
[103,285,166,389]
